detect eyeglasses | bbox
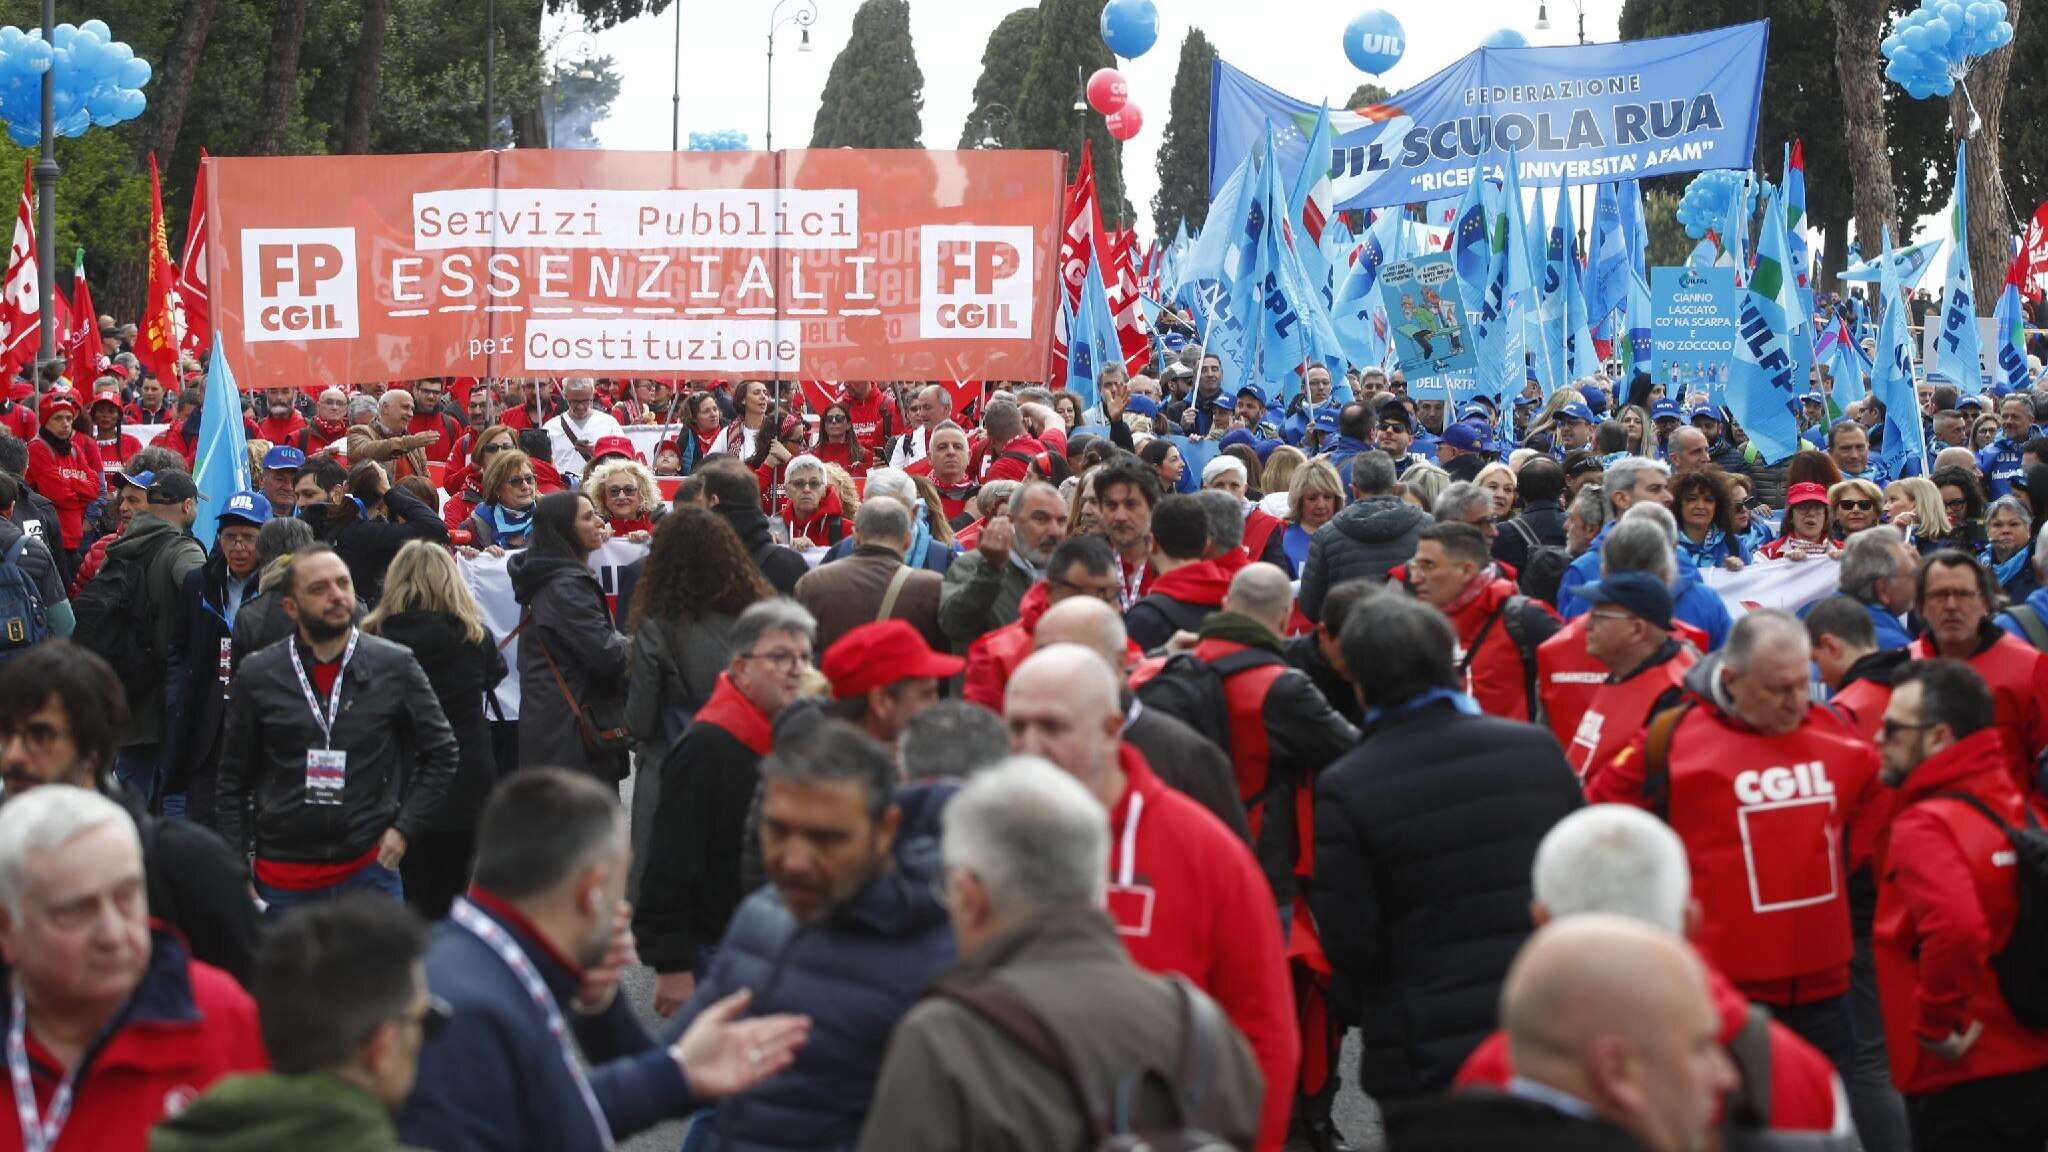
[742,649,810,670]
[477,443,506,458]
[1944,498,1969,510]
[0,719,64,756]
[1050,575,1123,604]
[1879,718,1934,741]
[505,474,536,488]
[604,485,639,499]
[786,478,823,491]
[1923,587,1983,604]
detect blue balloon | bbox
[1480,28,1528,50]
[1098,0,1159,59]
[1344,9,1405,74]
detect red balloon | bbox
[1105,102,1143,140]
[1086,67,1129,115]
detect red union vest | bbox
[1663,705,1879,1003]
[1568,646,1696,785]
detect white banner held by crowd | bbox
[1704,556,1842,618]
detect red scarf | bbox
[305,416,349,446]
[693,673,775,756]
[607,515,655,535]
[779,484,846,547]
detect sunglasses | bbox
[604,484,639,499]
[505,474,537,488]
[1834,499,1875,512]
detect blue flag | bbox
[1247,132,1347,398]
[1837,240,1940,284]
[1473,155,1531,405]
[1451,165,1493,301]
[1531,184,1568,397]
[1588,179,1630,337]
[193,335,251,551]
[1934,140,1985,394]
[1287,102,1335,300]
[1556,186,1600,380]
[1724,184,1804,465]
[1816,314,1870,407]
[1065,252,1119,410]
[1874,226,1929,478]
[1717,172,1753,285]
[1332,210,1394,371]
[1994,279,2030,392]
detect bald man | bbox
[1387,915,1736,1152]
[1007,646,1297,1151]
[1033,598,1247,839]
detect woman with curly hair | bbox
[811,400,870,477]
[622,507,774,888]
[1673,468,1743,573]
[585,455,665,542]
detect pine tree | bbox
[1010,0,1133,227]
[960,8,1041,148]
[1150,28,1214,236]
[810,0,924,148]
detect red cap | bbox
[108,362,132,380]
[1786,482,1830,507]
[589,434,639,464]
[37,390,79,422]
[89,389,121,410]
[821,620,964,700]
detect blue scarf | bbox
[1362,686,1484,731]
[1984,542,2030,591]
[1676,526,1728,573]
[478,502,534,547]
[906,503,934,570]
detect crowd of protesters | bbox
[0,312,2046,1152]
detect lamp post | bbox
[483,0,495,147]
[671,0,682,150]
[546,30,598,147]
[765,0,816,152]
[978,100,1011,148]
[1533,0,1587,44]
[34,0,56,379]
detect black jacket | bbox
[1298,496,1430,620]
[116,785,260,987]
[1493,500,1568,572]
[1384,1092,1648,1152]
[229,586,366,677]
[214,631,460,865]
[1124,590,1214,653]
[328,486,450,607]
[1122,696,1251,842]
[508,551,630,781]
[162,552,263,815]
[636,721,765,974]
[1311,696,1582,1100]
[1282,631,1363,727]
[370,610,508,832]
[717,504,809,595]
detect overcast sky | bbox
[570,0,1626,240]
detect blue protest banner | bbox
[1209,22,1770,209]
[1379,252,1478,383]
[1650,266,1738,402]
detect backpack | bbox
[2006,604,2048,651]
[1455,594,1547,722]
[1923,789,2048,1030]
[0,535,49,665]
[931,975,1236,1151]
[1505,518,1571,606]
[1136,647,1285,754]
[72,536,174,704]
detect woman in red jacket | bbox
[811,401,870,478]
[24,389,103,557]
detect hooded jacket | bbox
[23,426,101,549]
[508,549,630,781]
[715,503,810,595]
[1125,558,1233,652]
[150,1073,423,1152]
[673,783,959,1152]
[1828,647,1912,740]
[1298,495,1430,620]
[1908,624,2048,793]
[105,511,206,747]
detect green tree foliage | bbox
[960,7,1039,148]
[1150,28,1214,236]
[1641,188,1693,269]
[1010,0,1132,227]
[1345,82,1392,108]
[1619,0,1946,287]
[810,0,923,148]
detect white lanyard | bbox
[1114,791,1144,888]
[8,987,76,1152]
[287,629,359,749]
[1120,560,1147,612]
[450,900,615,1150]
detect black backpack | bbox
[1136,647,1285,754]
[0,535,49,665]
[1456,594,1548,722]
[1924,789,2048,1030]
[1504,518,1571,606]
[72,538,174,705]
[932,975,1236,1151]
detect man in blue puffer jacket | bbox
[671,719,956,1152]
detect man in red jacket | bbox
[962,534,1124,711]
[1589,608,1887,1086]
[1569,573,1696,786]
[23,390,101,559]
[1455,804,1853,1141]
[1807,593,1911,741]
[0,785,266,1150]
[840,379,898,454]
[1409,521,1561,721]
[1123,494,1231,652]
[1908,551,2048,793]
[1875,660,2048,1151]
[253,385,308,444]
[1007,644,1297,1152]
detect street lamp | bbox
[546,30,599,147]
[1072,64,1087,112]
[766,0,818,152]
[1535,0,1587,44]
[671,0,682,150]
[978,101,1012,148]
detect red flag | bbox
[1106,230,1149,374]
[0,161,40,383]
[795,378,843,413]
[66,250,102,389]
[2020,201,2048,302]
[177,151,210,359]
[139,153,186,384]
[1051,144,1106,381]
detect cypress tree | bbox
[1150,28,1215,236]
[1009,0,1133,226]
[809,0,925,148]
[960,8,1041,148]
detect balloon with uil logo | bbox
[1344,10,1405,74]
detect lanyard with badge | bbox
[450,899,615,1149]
[289,628,358,807]
[1105,792,1155,938]
[1120,560,1147,612]
[8,986,78,1152]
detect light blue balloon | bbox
[1343,9,1405,74]
[77,18,108,41]
[118,57,148,88]
[1480,28,1527,49]
[116,87,143,119]
[49,24,73,49]
[1098,0,1159,59]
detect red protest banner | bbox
[208,149,1065,388]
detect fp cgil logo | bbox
[241,227,360,343]
[919,225,1033,340]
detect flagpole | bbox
[32,0,56,382]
